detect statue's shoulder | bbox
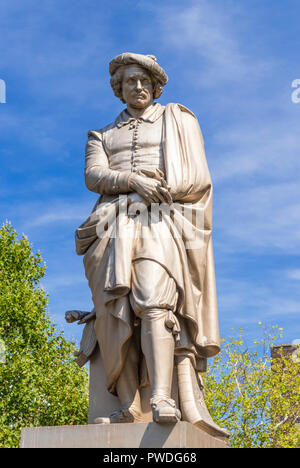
[165,102,197,120]
[165,103,203,144]
[87,121,115,140]
[165,103,200,129]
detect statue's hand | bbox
[158,176,173,205]
[129,171,172,204]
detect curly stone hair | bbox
[110,65,164,103]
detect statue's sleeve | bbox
[84,130,131,195]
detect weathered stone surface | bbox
[20,422,229,448]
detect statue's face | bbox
[122,65,153,109]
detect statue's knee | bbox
[138,307,169,322]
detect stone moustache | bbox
[67,52,229,438]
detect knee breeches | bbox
[129,259,178,318]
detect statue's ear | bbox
[153,82,163,100]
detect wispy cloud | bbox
[286,269,300,281]
[143,2,300,256]
[218,275,300,341]
[0,198,95,244]
[214,181,300,252]
[211,112,300,183]
[142,0,272,88]
[0,0,113,104]
[41,274,87,292]
[30,207,88,228]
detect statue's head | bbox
[109,53,168,108]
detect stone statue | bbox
[68,53,228,437]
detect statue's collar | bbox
[115,102,165,128]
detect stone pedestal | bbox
[20,422,229,448]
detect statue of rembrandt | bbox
[72,52,226,436]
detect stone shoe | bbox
[150,397,181,424]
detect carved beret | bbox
[109,52,168,86]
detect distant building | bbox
[271,343,300,428]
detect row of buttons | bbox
[130,119,142,172]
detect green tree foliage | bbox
[0,223,88,448]
[204,324,300,448]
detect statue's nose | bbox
[135,79,142,90]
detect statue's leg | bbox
[130,259,181,423]
[140,308,181,423]
[141,309,174,400]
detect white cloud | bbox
[145,0,272,87]
[214,181,300,252]
[210,111,300,184]
[0,1,113,104]
[30,210,86,228]
[217,276,300,326]
[0,197,94,232]
[286,269,300,281]
[27,199,93,228]
[41,274,87,292]
[146,3,300,254]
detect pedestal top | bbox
[20,422,229,448]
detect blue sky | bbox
[1,0,300,348]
